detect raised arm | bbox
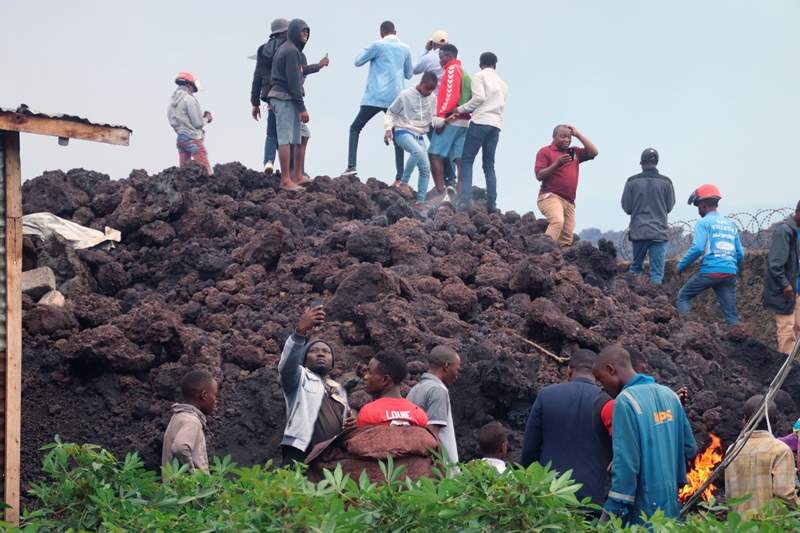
[563,124,598,159]
[278,307,325,393]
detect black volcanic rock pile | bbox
[19,162,798,492]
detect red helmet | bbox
[175,72,202,91]
[687,184,722,206]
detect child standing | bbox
[477,422,508,474]
[384,72,454,210]
[161,370,218,477]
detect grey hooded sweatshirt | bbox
[161,403,209,477]
[268,19,309,112]
[167,85,207,140]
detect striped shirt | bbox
[456,68,508,130]
[724,431,799,514]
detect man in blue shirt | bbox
[343,21,413,180]
[594,346,697,525]
[520,349,607,510]
[673,184,745,327]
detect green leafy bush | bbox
[4,437,800,532]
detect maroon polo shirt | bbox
[534,143,593,204]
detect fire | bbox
[678,434,723,504]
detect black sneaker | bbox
[342,167,358,177]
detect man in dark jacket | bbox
[763,201,800,354]
[251,19,289,175]
[268,18,317,191]
[521,349,607,510]
[621,148,675,284]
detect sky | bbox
[2,0,799,232]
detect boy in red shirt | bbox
[357,352,428,427]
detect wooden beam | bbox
[0,112,130,146]
[3,131,21,525]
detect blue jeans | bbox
[460,123,500,206]
[677,273,739,326]
[348,105,403,180]
[630,240,668,284]
[394,133,430,203]
[264,107,278,164]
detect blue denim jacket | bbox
[355,35,413,108]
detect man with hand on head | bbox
[407,346,461,465]
[535,124,598,249]
[278,304,356,466]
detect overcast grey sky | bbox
[2,0,798,232]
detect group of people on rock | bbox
[168,19,510,213]
[160,310,800,526]
[621,150,800,354]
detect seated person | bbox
[477,422,508,475]
[357,351,428,427]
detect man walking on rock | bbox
[407,346,461,465]
[521,349,607,510]
[344,21,412,179]
[535,124,598,249]
[621,148,675,283]
[674,184,745,327]
[763,200,800,354]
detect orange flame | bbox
[678,433,723,504]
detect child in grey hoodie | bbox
[384,71,455,209]
[161,370,218,478]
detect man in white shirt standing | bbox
[453,52,508,214]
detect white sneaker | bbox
[444,186,457,204]
[342,166,357,177]
[264,160,274,176]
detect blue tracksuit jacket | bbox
[605,374,697,524]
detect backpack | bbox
[457,68,472,106]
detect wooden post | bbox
[3,131,21,525]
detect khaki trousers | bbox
[538,193,576,250]
[776,295,800,355]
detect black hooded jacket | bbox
[250,35,286,106]
[268,19,309,112]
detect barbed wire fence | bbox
[618,208,794,261]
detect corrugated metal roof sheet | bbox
[0,104,132,133]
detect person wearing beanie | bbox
[278,304,355,466]
[621,148,676,284]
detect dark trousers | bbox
[348,105,404,180]
[281,444,309,468]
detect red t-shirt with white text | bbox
[356,397,429,427]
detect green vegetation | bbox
[3,437,800,532]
